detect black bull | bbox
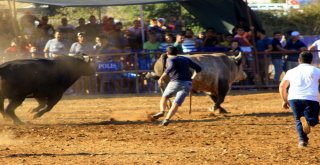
[0,55,95,124]
[150,53,246,113]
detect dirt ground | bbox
[0,90,320,165]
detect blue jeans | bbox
[271,59,283,82]
[163,81,192,106]
[288,100,319,142]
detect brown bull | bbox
[152,53,246,113]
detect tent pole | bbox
[139,5,145,45]
[245,0,259,87]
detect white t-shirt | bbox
[283,63,320,101]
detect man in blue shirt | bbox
[152,46,202,126]
[285,31,307,70]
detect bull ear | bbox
[234,52,242,65]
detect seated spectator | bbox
[159,33,174,53]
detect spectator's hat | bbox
[157,18,166,23]
[291,31,300,37]
[77,32,85,37]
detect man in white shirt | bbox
[279,51,320,148]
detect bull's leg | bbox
[0,96,6,119]
[6,98,25,125]
[30,98,47,113]
[213,80,230,114]
[208,95,218,112]
[33,95,62,119]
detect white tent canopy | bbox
[15,0,186,7]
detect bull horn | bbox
[235,52,242,61]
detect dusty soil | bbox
[0,90,320,165]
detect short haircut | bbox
[167,46,178,56]
[257,29,266,35]
[273,31,282,36]
[299,51,313,64]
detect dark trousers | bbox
[288,99,319,142]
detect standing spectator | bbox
[69,32,93,56]
[143,32,161,64]
[271,32,288,84]
[19,11,40,35]
[126,20,143,50]
[219,34,234,48]
[149,18,165,42]
[233,26,252,47]
[69,32,94,94]
[102,17,115,35]
[173,33,185,54]
[203,28,219,51]
[308,38,320,67]
[108,22,126,50]
[226,40,241,56]
[34,16,55,57]
[285,31,307,71]
[152,46,202,126]
[255,29,272,85]
[93,35,109,54]
[75,18,86,34]
[159,33,174,53]
[43,31,70,58]
[167,16,183,36]
[157,18,167,31]
[279,51,320,148]
[37,16,55,40]
[84,15,102,43]
[56,17,76,42]
[181,29,197,53]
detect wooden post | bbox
[134,51,139,93]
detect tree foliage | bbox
[256,2,320,35]
[48,2,320,36]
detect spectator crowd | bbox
[0,11,315,93]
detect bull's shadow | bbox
[77,111,292,126]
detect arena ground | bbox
[0,90,319,164]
